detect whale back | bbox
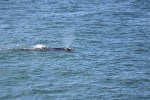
[33,44,48,49]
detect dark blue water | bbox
[0,0,150,99]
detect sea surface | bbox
[0,0,150,100]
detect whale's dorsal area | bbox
[33,44,48,49]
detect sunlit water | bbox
[0,0,150,99]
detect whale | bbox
[20,44,72,52]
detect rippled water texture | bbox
[0,0,150,99]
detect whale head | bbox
[64,48,72,52]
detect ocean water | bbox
[0,0,150,99]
